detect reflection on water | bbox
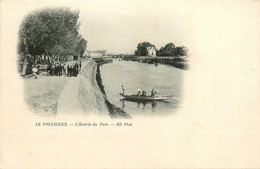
[100,60,184,117]
[120,99,157,110]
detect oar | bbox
[162,95,174,97]
[162,95,180,100]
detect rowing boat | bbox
[119,93,165,101]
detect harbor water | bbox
[100,59,184,117]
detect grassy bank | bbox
[24,76,69,116]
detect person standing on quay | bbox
[75,62,78,75]
[57,64,61,76]
[60,64,62,76]
[53,65,57,76]
[71,64,74,76]
[62,64,66,75]
[67,64,70,76]
[71,63,75,76]
[79,60,82,73]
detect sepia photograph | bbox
[18,6,189,118]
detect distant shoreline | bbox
[117,56,189,70]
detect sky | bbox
[5,0,258,56]
[76,1,197,54]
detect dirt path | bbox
[56,60,91,117]
[56,76,84,117]
[24,76,69,116]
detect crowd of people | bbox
[47,61,82,77]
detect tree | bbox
[157,43,189,57]
[164,43,175,55]
[135,42,156,56]
[157,43,175,56]
[174,46,189,56]
[75,35,87,57]
[18,8,87,62]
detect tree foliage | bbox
[157,43,175,56]
[157,43,188,57]
[174,46,189,56]
[135,42,156,56]
[18,8,87,60]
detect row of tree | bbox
[135,42,188,57]
[18,8,87,63]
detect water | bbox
[100,59,184,117]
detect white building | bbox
[86,50,107,58]
[146,46,156,57]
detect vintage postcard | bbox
[0,0,259,168]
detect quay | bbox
[57,59,129,118]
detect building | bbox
[146,46,156,57]
[86,50,107,58]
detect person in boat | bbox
[121,85,125,95]
[141,90,147,96]
[137,89,147,96]
[151,89,157,98]
[137,89,142,96]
